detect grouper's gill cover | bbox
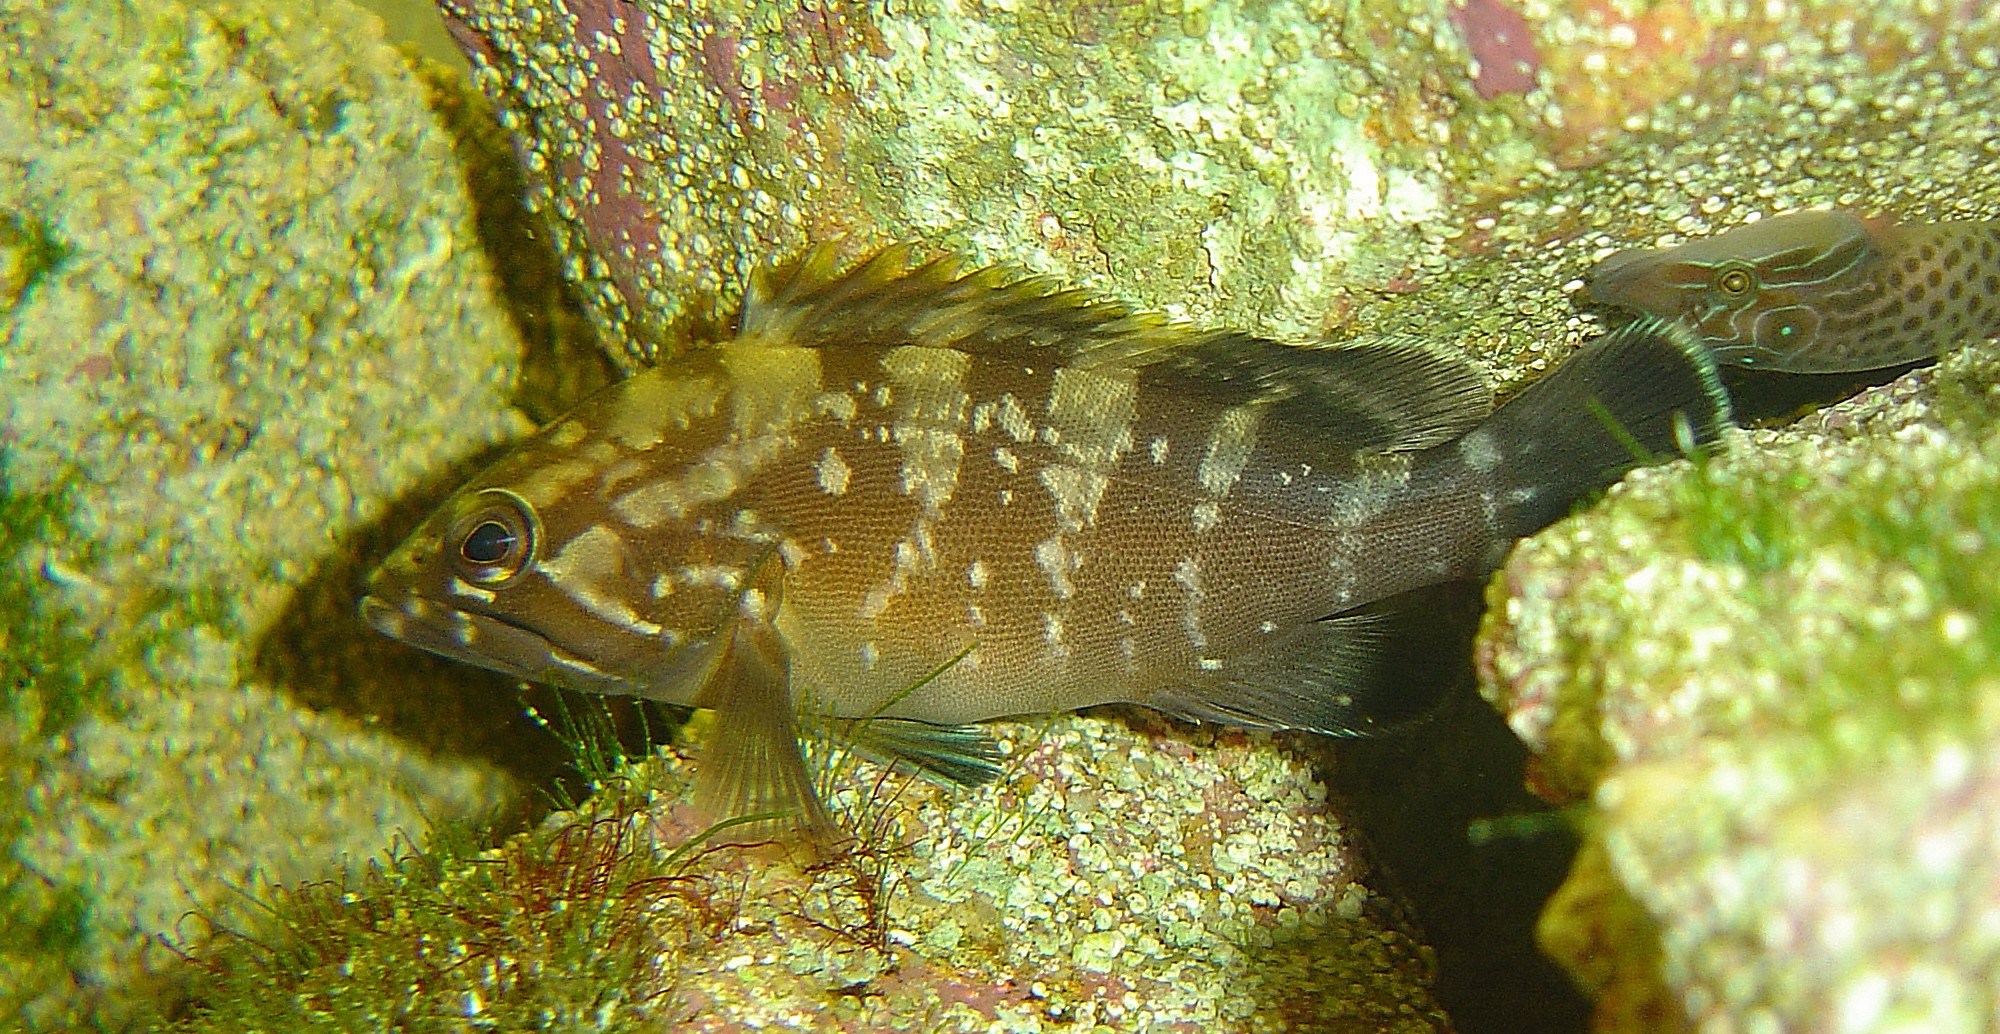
[362,246,1733,838]
[1587,209,2000,373]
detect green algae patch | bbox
[0,213,70,314]
[0,466,105,1026]
[1479,341,2000,1032]
[167,713,1449,1033]
[172,812,717,1033]
[1,0,535,1025]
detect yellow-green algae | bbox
[170,713,1448,1033]
[0,0,535,1025]
[1480,336,2000,1032]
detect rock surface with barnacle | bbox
[1480,338,2000,1034]
[12,0,2000,1029]
[0,0,535,1026]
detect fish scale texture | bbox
[0,0,527,1026]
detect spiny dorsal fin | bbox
[740,246,1493,453]
[737,243,1189,361]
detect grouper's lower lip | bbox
[360,594,540,680]
[359,595,711,701]
[361,595,658,698]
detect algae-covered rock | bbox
[1480,338,2000,1033]
[438,0,1991,384]
[0,0,532,1025]
[173,714,1451,1033]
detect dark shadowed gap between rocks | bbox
[1321,579,1590,1034]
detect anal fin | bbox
[1149,582,1480,737]
[694,620,838,842]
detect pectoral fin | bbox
[694,619,838,842]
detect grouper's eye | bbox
[447,491,538,587]
[1716,267,1755,295]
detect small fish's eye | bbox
[1717,268,1754,295]
[447,496,535,585]
[461,521,517,565]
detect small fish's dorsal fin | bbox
[742,246,1492,453]
[1142,332,1494,453]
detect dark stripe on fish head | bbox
[1589,211,1876,368]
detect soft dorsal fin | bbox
[1138,331,1494,453]
[739,246,1493,452]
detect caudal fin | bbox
[1479,318,1733,539]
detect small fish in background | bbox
[1587,209,2000,373]
[362,247,1732,840]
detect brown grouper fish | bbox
[363,247,1731,837]
[1587,209,2000,372]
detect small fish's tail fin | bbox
[1481,317,1733,540]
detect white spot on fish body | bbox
[998,488,1014,506]
[993,446,1020,473]
[967,602,987,628]
[1191,500,1221,535]
[1174,557,1205,650]
[651,573,674,597]
[1458,428,1503,473]
[1150,436,1170,464]
[1199,658,1223,671]
[1042,613,1069,658]
[739,588,769,620]
[779,539,809,570]
[874,384,893,408]
[610,436,784,529]
[967,560,989,589]
[815,391,858,423]
[1119,636,1137,659]
[1034,536,1077,599]
[1117,609,1136,626]
[996,393,1034,442]
[1039,465,1110,529]
[1259,620,1277,633]
[971,399,996,434]
[895,426,965,516]
[1129,580,1146,599]
[548,649,611,677]
[549,420,589,448]
[816,447,852,495]
[859,642,880,669]
[1198,405,1260,498]
[679,565,743,590]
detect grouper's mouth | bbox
[358,594,637,697]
